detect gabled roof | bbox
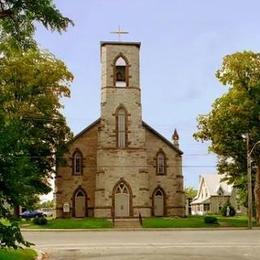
[71,118,101,142]
[191,174,233,205]
[142,121,183,155]
[70,118,182,155]
[203,174,232,196]
[190,197,210,205]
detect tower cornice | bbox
[100,41,141,48]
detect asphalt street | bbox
[23,230,260,260]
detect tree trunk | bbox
[0,9,12,18]
[254,162,260,224]
[13,205,20,218]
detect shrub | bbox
[9,216,21,222]
[204,216,218,224]
[0,221,33,248]
[33,216,48,225]
[221,202,236,217]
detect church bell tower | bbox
[95,41,150,218]
[100,41,144,148]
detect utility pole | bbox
[246,136,260,229]
[247,133,253,230]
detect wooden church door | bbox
[154,189,164,216]
[75,190,86,217]
[114,182,130,217]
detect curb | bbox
[21,227,260,232]
[35,249,47,260]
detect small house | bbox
[191,174,238,215]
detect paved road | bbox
[23,230,260,260]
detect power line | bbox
[2,153,217,157]
[5,115,203,130]
[1,160,217,168]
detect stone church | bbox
[55,41,185,218]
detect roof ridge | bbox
[72,118,100,141]
[142,121,183,155]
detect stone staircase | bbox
[113,218,142,229]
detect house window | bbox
[157,152,166,175]
[73,151,82,175]
[204,204,210,211]
[116,107,127,148]
[114,56,127,87]
[218,187,224,196]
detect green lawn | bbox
[20,217,112,229]
[217,215,250,227]
[143,215,256,228]
[2,215,256,229]
[0,248,37,260]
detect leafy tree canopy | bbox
[36,200,54,209]
[0,44,73,247]
[194,51,260,222]
[185,187,198,199]
[0,0,73,47]
[0,0,74,248]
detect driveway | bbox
[23,230,260,260]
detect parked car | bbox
[41,208,54,218]
[20,210,45,219]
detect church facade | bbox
[55,41,185,218]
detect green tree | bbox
[185,187,198,199]
[194,51,260,223]
[0,45,73,248]
[39,200,54,209]
[0,0,73,47]
[0,0,74,248]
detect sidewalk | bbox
[21,226,260,232]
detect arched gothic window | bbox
[157,152,166,175]
[114,56,127,87]
[73,150,82,175]
[115,182,129,194]
[116,107,127,148]
[155,189,163,196]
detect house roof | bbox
[70,118,182,155]
[191,174,233,205]
[202,174,233,196]
[190,197,210,205]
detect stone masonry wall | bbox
[145,128,185,216]
[55,124,98,218]
[56,42,185,219]
[95,43,150,217]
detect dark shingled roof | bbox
[71,118,183,155]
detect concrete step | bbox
[113,218,142,228]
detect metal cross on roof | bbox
[110,26,129,41]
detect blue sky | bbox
[36,0,260,193]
